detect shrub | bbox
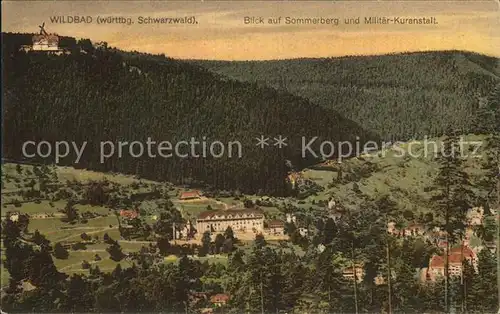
[81,260,91,269]
[53,242,69,259]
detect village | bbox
[3,162,496,291]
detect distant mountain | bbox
[195,51,500,141]
[2,33,377,195]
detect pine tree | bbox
[477,83,500,313]
[392,240,419,312]
[106,242,125,261]
[254,233,267,249]
[214,233,225,254]
[430,134,475,312]
[53,242,69,259]
[62,199,79,223]
[471,248,498,312]
[315,247,342,310]
[199,231,211,257]
[224,226,235,241]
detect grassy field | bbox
[1,163,165,286]
[300,134,490,214]
[56,166,160,186]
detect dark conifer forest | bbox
[2,33,376,195]
[196,52,500,140]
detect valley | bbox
[1,31,499,313]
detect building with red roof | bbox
[210,293,230,306]
[179,190,202,200]
[119,209,139,219]
[427,245,476,281]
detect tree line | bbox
[197,51,499,141]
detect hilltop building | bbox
[20,23,64,54]
[32,34,60,51]
[196,209,264,233]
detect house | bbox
[404,224,426,237]
[179,190,202,201]
[426,245,477,282]
[30,33,62,53]
[196,209,264,233]
[18,25,65,55]
[286,213,296,224]
[174,222,194,240]
[31,24,63,53]
[18,280,37,292]
[374,274,386,286]
[8,211,20,222]
[32,34,59,51]
[265,220,285,236]
[298,227,309,237]
[387,222,425,238]
[317,244,326,253]
[327,198,336,210]
[119,209,139,219]
[342,264,364,283]
[467,207,484,226]
[210,293,230,307]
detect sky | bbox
[2,1,499,60]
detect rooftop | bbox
[119,209,139,219]
[198,208,263,220]
[32,34,59,45]
[179,190,201,200]
[210,293,230,303]
[267,220,285,228]
[430,245,475,268]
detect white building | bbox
[32,34,60,51]
[196,209,264,234]
[467,207,484,226]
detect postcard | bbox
[1,1,499,313]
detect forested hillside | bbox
[196,51,500,141]
[2,33,376,195]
